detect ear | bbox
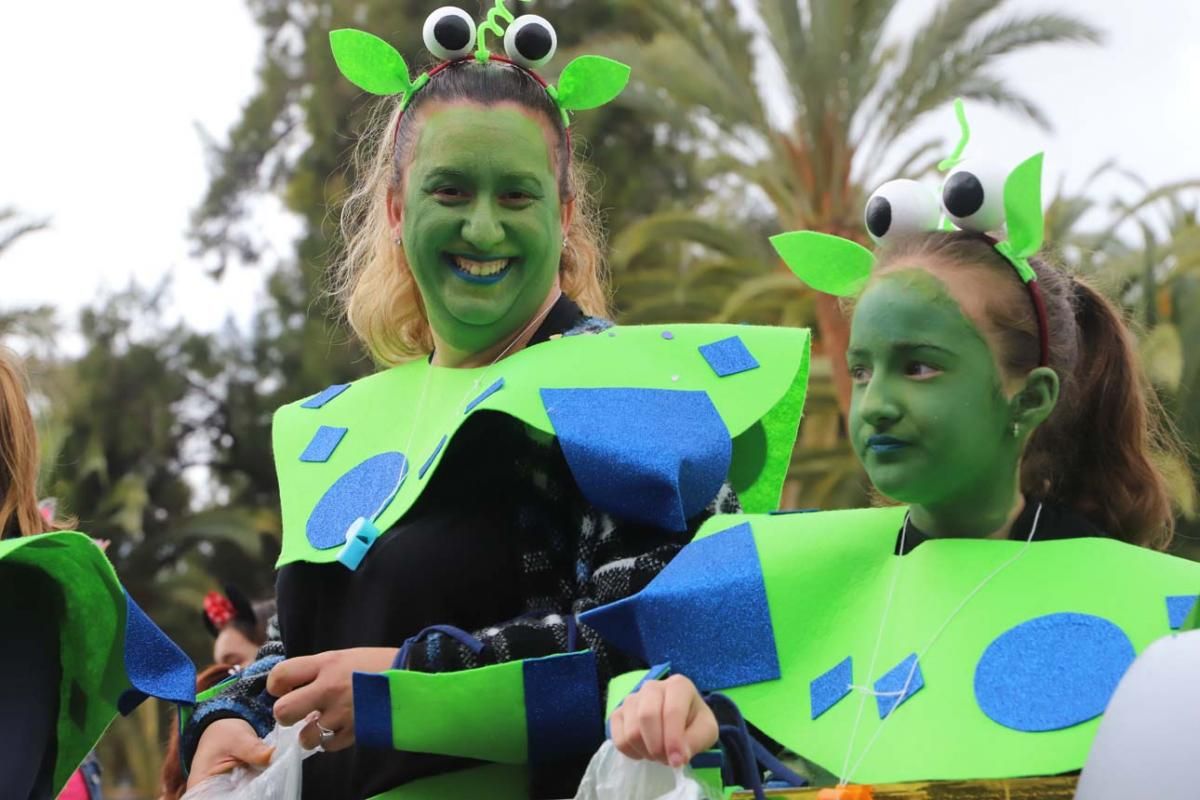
[386,186,404,232]
[1010,366,1060,435]
[560,195,576,238]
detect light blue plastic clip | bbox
[337,516,381,571]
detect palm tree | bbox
[601,0,1102,415]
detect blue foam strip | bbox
[582,522,780,691]
[698,336,759,378]
[352,671,395,749]
[306,452,407,550]
[1167,595,1199,629]
[464,378,505,414]
[524,651,604,765]
[301,383,350,409]
[418,435,448,480]
[119,592,196,715]
[874,654,924,719]
[810,656,852,719]
[541,388,731,531]
[299,425,348,463]
[690,750,723,769]
[974,612,1135,732]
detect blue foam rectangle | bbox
[418,435,448,479]
[464,378,505,414]
[301,383,350,409]
[698,336,759,377]
[523,651,603,765]
[874,653,924,719]
[352,671,394,749]
[810,656,852,719]
[299,426,348,463]
[1167,595,1199,629]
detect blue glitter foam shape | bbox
[541,388,731,531]
[464,377,506,414]
[299,425,348,463]
[306,452,407,550]
[352,670,394,749]
[1166,595,1199,629]
[810,656,852,719]
[698,336,760,378]
[118,591,196,715]
[301,383,350,409]
[523,651,603,765]
[581,522,779,691]
[418,435,448,479]
[974,612,1135,732]
[874,654,924,719]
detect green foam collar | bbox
[274,324,810,567]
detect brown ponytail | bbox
[877,232,1185,548]
[0,348,53,539]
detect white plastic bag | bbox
[574,740,720,800]
[181,718,320,800]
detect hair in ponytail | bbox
[877,232,1184,548]
[0,348,54,538]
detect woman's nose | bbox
[462,201,504,250]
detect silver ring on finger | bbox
[317,722,335,746]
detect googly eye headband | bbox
[328,0,631,138]
[771,99,1051,367]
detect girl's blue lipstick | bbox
[866,435,908,453]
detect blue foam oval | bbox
[306,452,407,549]
[974,612,1135,732]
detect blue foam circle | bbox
[974,612,1135,732]
[306,452,407,550]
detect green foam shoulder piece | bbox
[274,324,810,567]
[769,231,873,297]
[1001,153,1045,273]
[555,55,632,111]
[366,762,529,799]
[329,29,412,96]
[0,532,131,792]
[697,508,1200,783]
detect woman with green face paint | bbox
[177,8,816,800]
[603,231,1188,789]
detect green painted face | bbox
[847,270,1022,534]
[401,104,564,355]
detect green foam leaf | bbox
[555,55,631,111]
[329,29,412,96]
[1004,152,1045,260]
[770,231,874,297]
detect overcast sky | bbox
[3,0,1198,342]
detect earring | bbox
[561,236,568,248]
[393,233,403,247]
[1011,422,1020,438]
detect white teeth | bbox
[453,256,511,276]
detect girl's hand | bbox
[609,674,719,767]
[267,647,398,751]
[185,718,274,789]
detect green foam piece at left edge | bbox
[0,532,129,793]
[555,55,631,111]
[329,29,412,96]
[770,231,874,297]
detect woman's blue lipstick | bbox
[866,435,908,453]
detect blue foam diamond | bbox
[874,653,924,719]
[811,656,852,719]
[301,383,350,409]
[1166,595,1198,629]
[699,336,759,378]
[299,425,348,463]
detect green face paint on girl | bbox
[847,270,1023,535]
[401,104,564,355]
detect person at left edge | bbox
[180,4,811,799]
[0,347,195,799]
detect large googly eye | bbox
[504,15,557,68]
[941,160,1008,232]
[864,179,941,244]
[423,7,476,60]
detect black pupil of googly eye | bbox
[515,23,553,61]
[865,196,892,238]
[943,172,985,218]
[434,15,472,52]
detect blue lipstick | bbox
[866,435,908,453]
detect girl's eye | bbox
[849,365,871,384]
[905,362,941,379]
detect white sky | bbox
[2,0,1199,341]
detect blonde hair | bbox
[332,61,610,366]
[0,348,55,538]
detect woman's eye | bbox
[905,362,941,379]
[433,186,467,201]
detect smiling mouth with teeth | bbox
[445,253,516,285]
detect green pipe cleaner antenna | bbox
[937,98,971,172]
[475,0,529,63]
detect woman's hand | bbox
[267,647,398,752]
[185,718,274,789]
[609,674,718,767]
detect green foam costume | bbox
[0,532,195,793]
[588,508,1200,784]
